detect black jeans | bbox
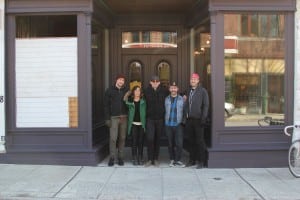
[131,124,145,160]
[146,119,163,161]
[165,125,183,162]
[185,119,207,163]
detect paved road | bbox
[0,163,300,200]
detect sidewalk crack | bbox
[194,169,208,199]
[96,167,116,199]
[234,169,266,200]
[52,166,83,198]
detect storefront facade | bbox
[0,0,297,167]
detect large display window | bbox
[223,14,285,127]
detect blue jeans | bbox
[165,125,183,161]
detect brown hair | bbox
[131,85,143,98]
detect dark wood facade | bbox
[0,0,296,167]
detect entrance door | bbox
[122,54,177,89]
[122,54,177,146]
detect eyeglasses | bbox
[151,80,160,83]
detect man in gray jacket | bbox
[185,73,209,169]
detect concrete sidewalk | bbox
[0,163,300,200]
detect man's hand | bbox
[123,91,131,101]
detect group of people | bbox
[104,73,209,169]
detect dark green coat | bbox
[125,98,146,135]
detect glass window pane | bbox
[157,61,170,88]
[251,15,259,36]
[142,31,150,43]
[132,32,139,43]
[270,15,280,37]
[16,15,77,38]
[162,32,169,43]
[224,14,285,127]
[122,31,177,48]
[241,15,249,36]
[15,15,78,128]
[129,61,142,90]
[260,15,268,37]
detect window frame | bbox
[6,13,90,131]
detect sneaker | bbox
[169,160,175,167]
[185,160,196,167]
[153,160,160,167]
[144,160,152,167]
[175,161,185,168]
[138,158,144,165]
[108,157,114,166]
[118,158,124,166]
[132,159,138,166]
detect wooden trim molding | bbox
[6,0,92,13]
[209,0,296,11]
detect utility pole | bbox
[0,0,6,153]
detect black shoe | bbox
[108,157,114,166]
[185,160,196,167]
[138,159,144,165]
[132,158,138,166]
[118,158,124,166]
[196,162,204,169]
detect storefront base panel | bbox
[0,144,108,166]
[208,149,288,168]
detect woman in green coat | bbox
[124,85,146,165]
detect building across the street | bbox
[0,0,299,167]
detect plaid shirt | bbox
[166,97,178,126]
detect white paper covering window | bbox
[15,38,78,128]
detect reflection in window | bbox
[15,15,78,128]
[241,14,283,37]
[224,14,285,127]
[122,31,177,48]
[16,15,77,38]
[132,32,139,43]
[142,32,150,43]
[157,61,170,88]
[129,61,142,90]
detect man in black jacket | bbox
[144,75,168,166]
[185,73,209,169]
[104,74,128,166]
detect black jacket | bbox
[144,85,168,120]
[185,85,209,123]
[104,85,128,120]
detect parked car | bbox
[225,102,235,118]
